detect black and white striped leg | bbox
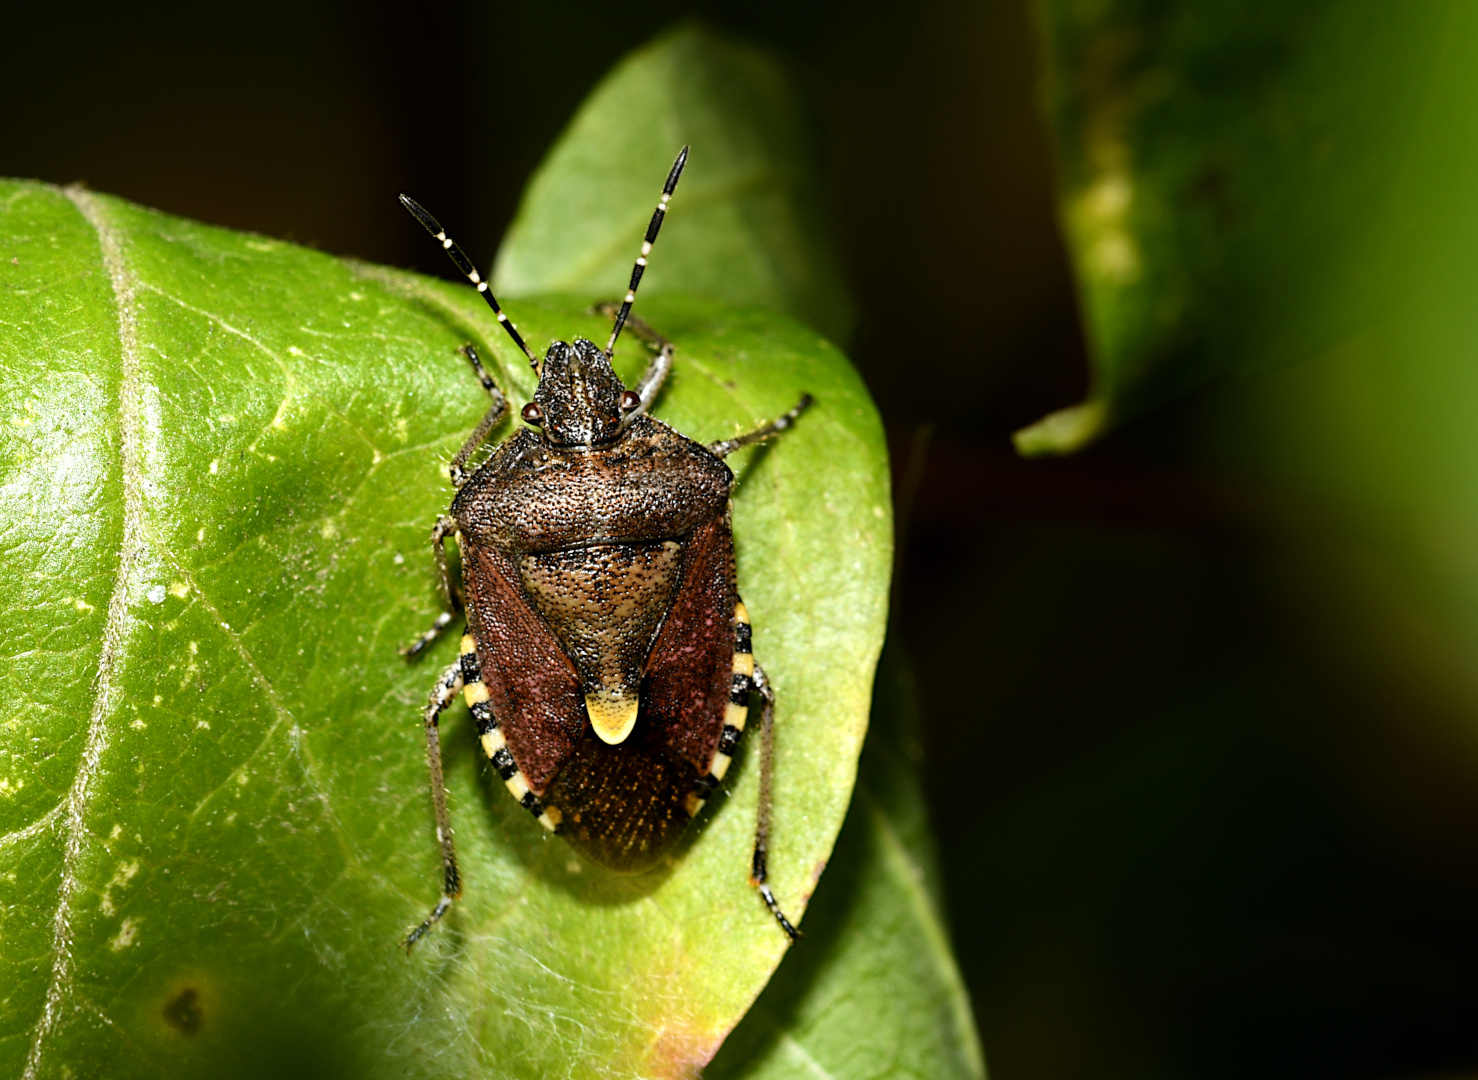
[398,194,542,375]
[594,304,675,421]
[404,660,466,948]
[401,516,460,657]
[708,395,814,459]
[604,146,689,359]
[448,344,509,488]
[693,604,799,941]
[749,661,799,942]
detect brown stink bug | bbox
[397,147,811,947]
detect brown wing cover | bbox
[641,514,737,772]
[461,541,585,792]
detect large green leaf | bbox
[1017,0,1454,454]
[0,178,887,1077]
[492,23,855,347]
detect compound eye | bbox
[521,402,544,425]
[620,390,642,413]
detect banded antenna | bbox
[399,195,541,374]
[605,145,689,359]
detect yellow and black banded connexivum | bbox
[397,148,811,948]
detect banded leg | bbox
[401,516,460,657]
[403,660,466,948]
[708,395,814,459]
[749,661,800,941]
[594,304,674,418]
[448,343,509,488]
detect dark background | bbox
[8,2,1478,1078]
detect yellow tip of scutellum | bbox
[586,694,639,745]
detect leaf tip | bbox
[1012,399,1108,457]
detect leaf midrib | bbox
[23,185,146,1080]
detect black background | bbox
[7,2,1478,1078]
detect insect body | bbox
[398,148,810,947]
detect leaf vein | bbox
[777,1031,840,1080]
[0,803,62,850]
[136,281,384,459]
[24,187,149,1080]
[169,564,367,875]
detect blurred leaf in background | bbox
[942,3,1478,1078]
[1181,2,1478,828]
[0,24,954,1079]
[1025,0,1478,752]
[1019,0,1453,454]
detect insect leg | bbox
[594,304,674,418]
[401,516,460,657]
[462,340,501,398]
[448,344,509,488]
[749,662,800,942]
[403,660,466,948]
[708,395,814,459]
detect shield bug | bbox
[397,147,811,947]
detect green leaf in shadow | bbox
[492,22,855,346]
[707,642,986,1080]
[1018,1,1453,454]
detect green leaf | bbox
[0,181,888,1076]
[706,643,986,1080]
[492,23,855,347]
[1017,1,1455,454]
